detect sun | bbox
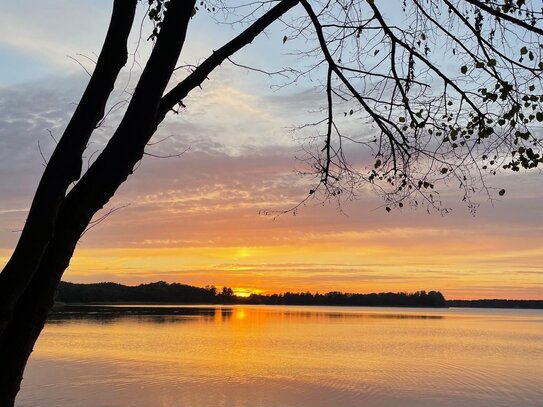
[233,288,264,297]
[235,247,252,259]
[233,288,252,297]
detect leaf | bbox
[499,189,506,196]
[487,59,497,67]
[536,112,543,122]
[282,35,288,44]
[460,65,468,74]
[374,49,380,56]
[385,206,391,213]
[480,127,494,138]
[520,46,528,55]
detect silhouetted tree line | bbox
[447,299,543,309]
[57,281,218,303]
[56,282,447,307]
[240,290,446,307]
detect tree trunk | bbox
[0,1,300,405]
[0,1,195,405]
[0,0,137,336]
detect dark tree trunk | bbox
[0,1,300,405]
[0,0,137,336]
[0,1,195,405]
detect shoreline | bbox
[51,301,543,310]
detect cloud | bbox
[0,0,116,78]
[0,75,86,197]
[1,51,543,300]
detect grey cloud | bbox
[2,70,543,260]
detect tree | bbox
[218,286,236,303]
[0,0,541,404]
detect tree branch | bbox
[463,0,543,36]
[0,0,137,336]
[157,0,300,122]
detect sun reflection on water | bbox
[19,305,543,407]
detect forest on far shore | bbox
[54,281,542,309]
[56,281,447,307]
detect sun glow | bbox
[60,239,543,300]
[235,247,252,259]
[233,288,263,298]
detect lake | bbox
[17,305,543,407]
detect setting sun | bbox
[233,287,263,298]
[235,247,253,259]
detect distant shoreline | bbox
[55,281,543,309]
[51,302,543,310]
[53,302,449,308]
[446,299,543,309]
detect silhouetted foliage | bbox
[57,283,543,309]
[56,281,447,307]
[57,281,217,303]
[447,299,543,309]
[217,286,236,304]
[241,289,447,307]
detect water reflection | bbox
[48,304,445,325]
[18,306,543,407]
[48,305,227,325]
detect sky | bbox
[0,1,542,300]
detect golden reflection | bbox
[23,306,543,407]
[234,308,247,320]
[214,308,223,323]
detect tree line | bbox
[56,281,448,307]
[447,299,543,309]
[57,282,543,308]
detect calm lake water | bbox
[17,305,543,407]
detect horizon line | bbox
[60,280,543,302]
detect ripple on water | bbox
[17,306,543,407]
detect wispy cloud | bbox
[1,17,543,300]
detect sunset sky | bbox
[0,0,542,300]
